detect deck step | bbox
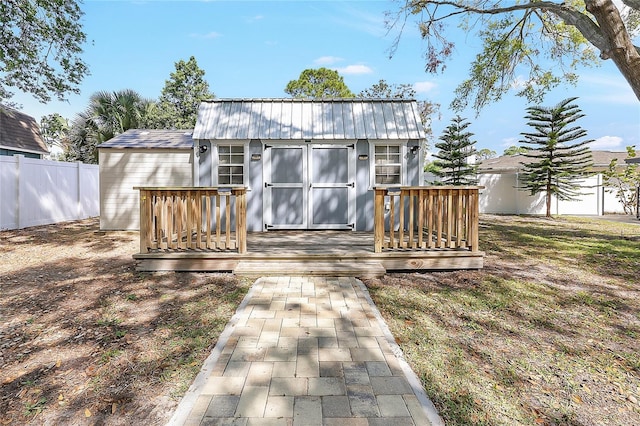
[234,261,386,278]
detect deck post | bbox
[139,189,151,253]
[236,189,247,254]
[374,189,385,253]
[469,189,479,252]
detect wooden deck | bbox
[133,231,484,277]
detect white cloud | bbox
[335,65,373,75]
[248,15,264,23]
[314,56,343,66]
[189,31,222,39]
[413,81,436,94]
[579,73,637,105]
[589,135,624,150]
[501,137,519,147]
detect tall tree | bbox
[358,79,440,147]
[358,79,416,99]
[602,146,640,215]
[40,113,70,156]
[389,1,640,112]
[146,56,214,129]
[67,89,150,163]
[1,0,89,105]
[518,97,594,217]
[285,68,354,98]
[477,148,497,160]
[503,145,529,156]
[432,116,478,185]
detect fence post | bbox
[77,161,83,219]
[17,155,25,229]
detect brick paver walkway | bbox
[168,276,442,426]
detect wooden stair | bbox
[233,260,386,278]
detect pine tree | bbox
[432,116,478,185]
[519,97,594,217]
[145,56,215,129]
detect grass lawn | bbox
[365,215,640,426]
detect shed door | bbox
[263,144,355,230]
[264,145,307,230]
[308,144,355,229]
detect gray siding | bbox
[407,139,421,185]
[355,139,373,231]
[247,139,263,231]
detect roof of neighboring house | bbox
[478,151,631,172]
[0,106,49,155]
[193,98,427,141]
[98,129,194,149]
[626,157,640,164]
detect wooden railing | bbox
[136,187,247,254]
[374,186,481,253]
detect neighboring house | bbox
[0,106,49,158]
[477,151,631,215]
[99,98,426,231]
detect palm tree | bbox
[67,89,150,163]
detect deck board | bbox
[133,231,484,274]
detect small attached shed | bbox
[98,130,194,230]
[193,98,425,232]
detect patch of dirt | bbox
[0,218,247,425]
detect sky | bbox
[10,0,640,156]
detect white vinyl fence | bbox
[0,155,99,230]
[477,172,626,215]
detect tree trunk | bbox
[585,0,640,100]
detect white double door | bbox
[263,144,356,230]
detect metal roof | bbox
[193,99,426,140]
[0,106,49,154]
[98,129,193,149]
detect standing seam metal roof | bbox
[98,129,193,149]
[193,99,426,140]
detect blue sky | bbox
[11,0,640,155]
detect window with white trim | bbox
[217,144,245,185]
[374,144,402,185]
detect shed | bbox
[0,106,49,158]
[193,98,425,232]
[99,98,427,231]
[98,129,194,230]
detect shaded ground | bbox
[365,215,640,425]
[1,215,639,425]
[0,218,250,425]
